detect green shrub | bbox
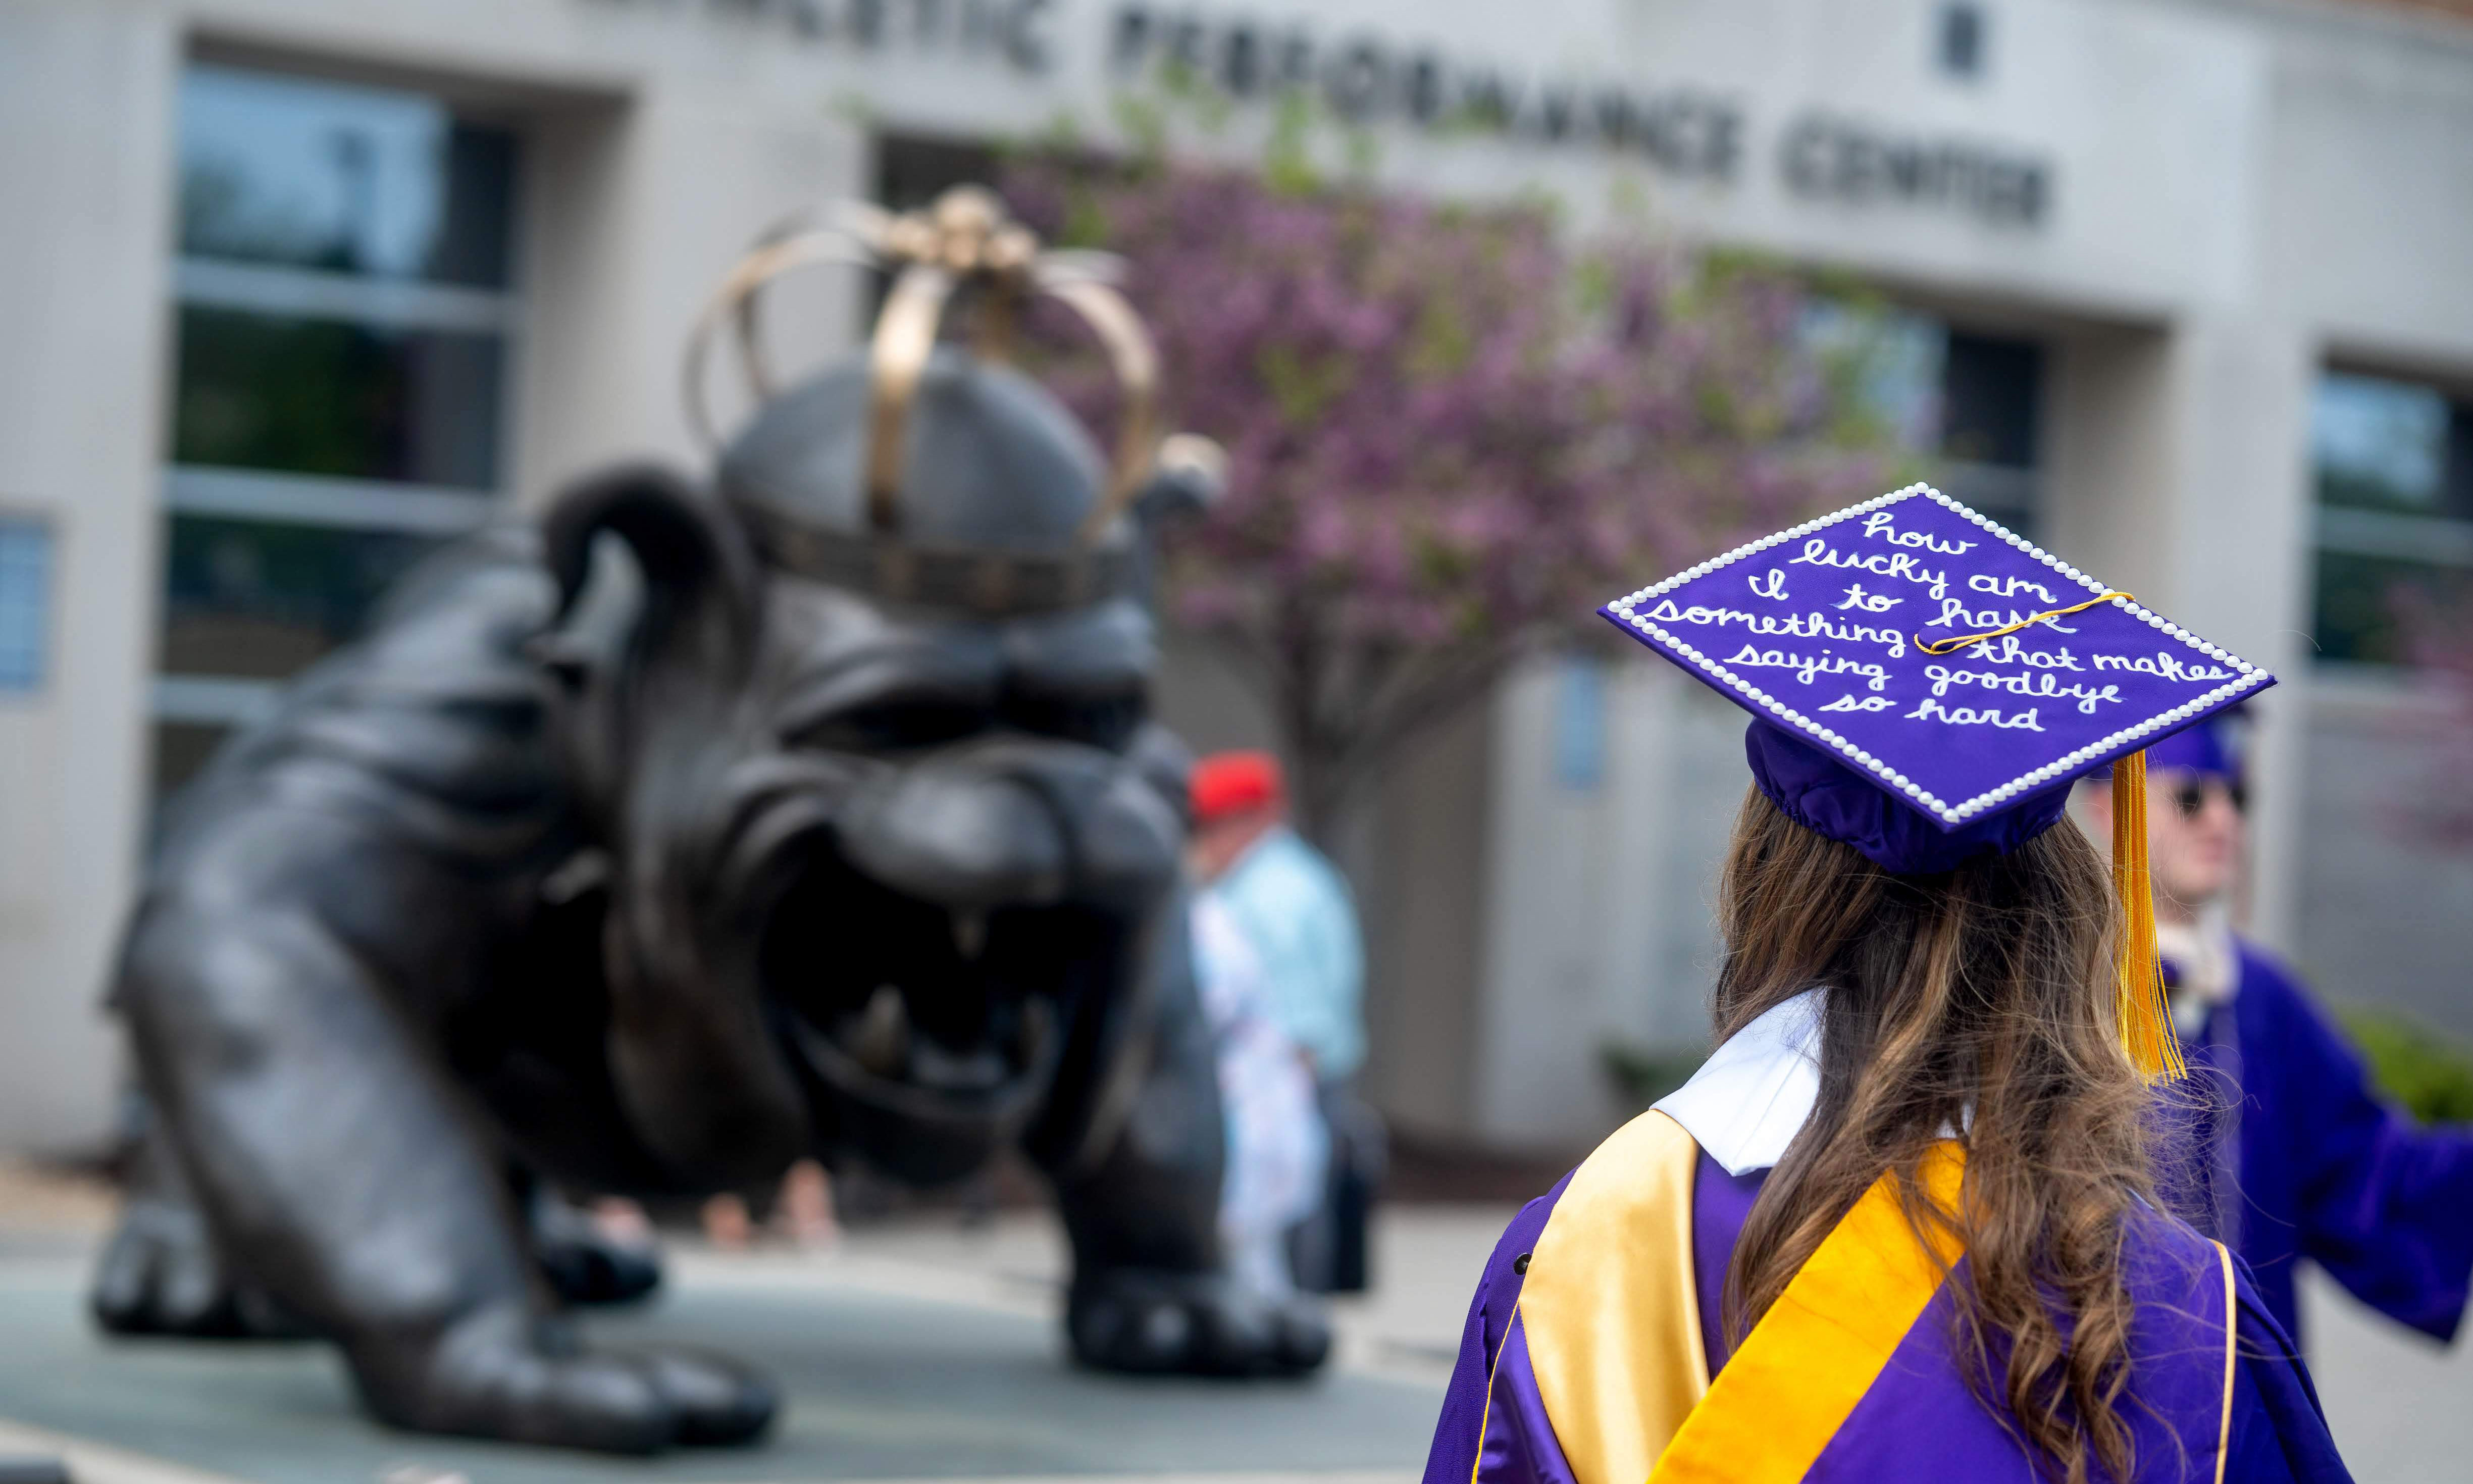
[1601,1042,1708,1114]
[2335,1007,2473,1125]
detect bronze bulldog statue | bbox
[90,190,1328,1452]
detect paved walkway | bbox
[1,1163,2467,1482]
[2295,1267,2473,1484]
[0,1178,1474,1484]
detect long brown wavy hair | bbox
[1714,785,2155,1484]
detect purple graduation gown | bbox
[2167,943,2473,1346]
[1423,1152,2354,1484]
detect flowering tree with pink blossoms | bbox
[1005,157,1891,841]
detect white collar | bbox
[1653,988,1825,1178]
[2156,907,2240,1009]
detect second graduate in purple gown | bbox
[2083,716,2473,1347]
[1424,486,2353,1483]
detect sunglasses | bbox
[2169,779,2247,818]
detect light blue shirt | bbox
[1203,826,1365,1081]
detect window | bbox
[2309,370,2473,665]
[1936,4,1988,81]
[872,132,1003,316]
[878,132,1000,212]
[1554,653,1607,792]
[0,518,54,693]
[155,64,520,796]
[1810,306,2045,533]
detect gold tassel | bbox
[2111,749,2188,1082]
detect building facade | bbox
[3,0,2470,1155]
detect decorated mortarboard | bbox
[1598,483,2276,1080]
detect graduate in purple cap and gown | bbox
[2081,716,2473,1349]
[1425,486,2351,1483]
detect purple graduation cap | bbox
[2142,706,2247,782]
[1599,484,2275,875]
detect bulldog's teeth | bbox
[950,910,988,961]
[908,1040,1007,1093]
[1014,998,1053,1068]
[848,985,910,1077]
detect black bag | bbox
[1291,1086,1386,1294]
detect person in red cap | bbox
[1188,752,1365,1082]
[1188,750,1375,1291]
[1188,752,1283,856]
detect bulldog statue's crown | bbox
[683,186,1219,616]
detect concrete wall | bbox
[1451,0,2473,1146]
[2295,671,2473,1036]
[1464,659,1704,1146]
[0,1,179,1155]
[2258,3,2473,990]
[1358,691,1495,1139]
[513,76,867,506]
[4,0,2472,1152]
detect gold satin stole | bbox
[1507,1111,2237,1484]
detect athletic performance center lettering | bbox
[1107,6,2053,228]
[1109,7,1742,184]
[584,0,2056,230]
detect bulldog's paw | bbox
[1066,1268,1330,1377]
[357,1305,776,1453]
[89,1198,313,1339]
